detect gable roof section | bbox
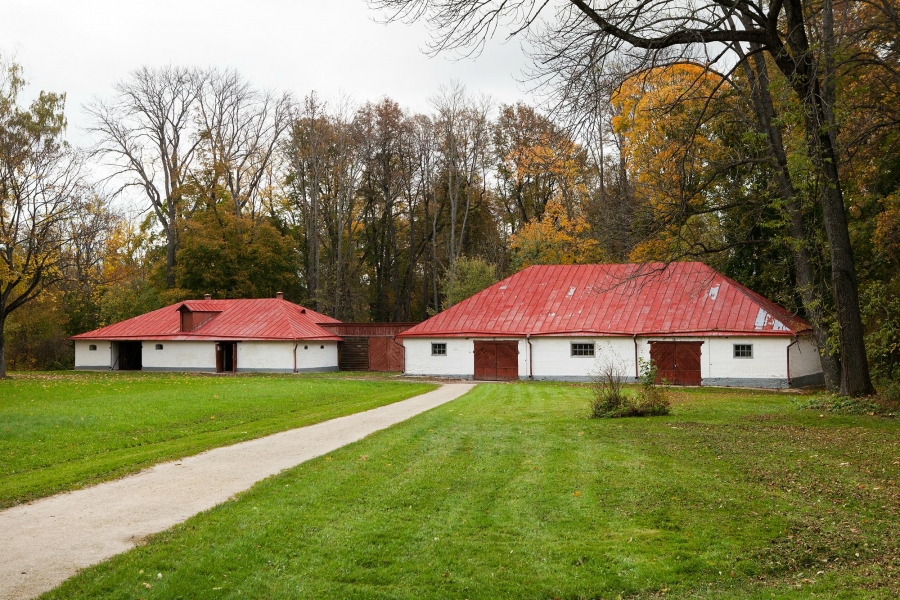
[400,262,811,338]
[71,298,342,342]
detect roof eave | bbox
[398,328,804,339]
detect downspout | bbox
[786,335,798,388]
[526,334,533,379]
[633,334,639,381]
[293,341,299,374]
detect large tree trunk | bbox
[742,48,841,390]
[0,314,7,378]
[165,227,177,289]
[815,131,874,396]
[775,0,874,396]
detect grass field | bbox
[40,382,900,599]
[0,372,436,508]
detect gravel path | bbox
[0,383,475,600]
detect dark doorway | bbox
[338,337,369,371]
[474,341,519,381]
[118,342,142,371]
[649,341,703,385]
[216,342,236,373]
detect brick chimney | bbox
[275,292,284,300]
[204,293,211,300]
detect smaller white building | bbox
[398,263,825,389]
[72,294,341,374]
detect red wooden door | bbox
[474,341,518,381]
[474,341,497,380]
[368,337,406,372]
[650,342,677,383]
[495,342,519,380]
[368,337,390,371]
[675,342,702,385]
[649,341,702,385]
[388,338,405,371]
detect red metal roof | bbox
[399,263,811,338]
[71,298,342,342]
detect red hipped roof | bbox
[399,262,811,338]
[71,298,342,342]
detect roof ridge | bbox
[277,298,301,339]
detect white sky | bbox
[1,0,533,146]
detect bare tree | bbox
[284,94,368,318]
[328,98,366,318]
[286,93,332,310]
[431,82,492,295]
[0,61,87,376]
[372,0,875,395]
[195,69,292,219]
[87,66,204,288]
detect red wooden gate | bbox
[649,341,702,385]
[474,341,519,381]
[368,337,405,372]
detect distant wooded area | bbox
[1,0,899,395]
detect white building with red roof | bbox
[398,263,824,388]
[71,293,343,373]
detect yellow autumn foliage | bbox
[612,63,733,262]
[510,199,605,269]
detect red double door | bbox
[649,341,703,385]
[473,341,519,381]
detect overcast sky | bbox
[1,0,533,145]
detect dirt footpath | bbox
[0,383,475,600]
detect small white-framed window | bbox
[734,343,753,358]
[571,342,595,357]
[155,344,164,350]
[432,342,447,356]
[88,344,97,351]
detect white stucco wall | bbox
[293,340,339,372]
[788,336,823,382]
[404,334,824,388]
[700,336,787,385]
[237,340,338,373]
[74,340,112,370]
[236,341,293,372]
[530,337,638,379]
[142,341,217,372]
[75,339,340,373]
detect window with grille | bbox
[155,344,164,350]
[88,344,97,351]
[571,343,595,357]
[733,344,753,358]
[431,343,447,356]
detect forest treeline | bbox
[2,0,900,392]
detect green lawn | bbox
[0,371,436,508]
[38,382,900,599]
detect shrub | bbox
[879,380,900,406]
[794,387,900,417]
[589,362,629,418]
[634,359,671,416]
[589,359,671,418]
